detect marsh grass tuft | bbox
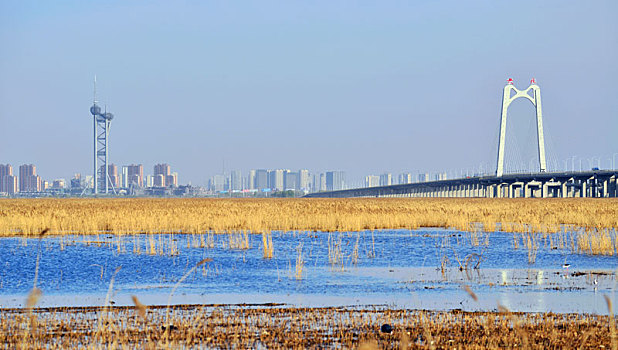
[131,295,147,321]
[606,295,617,350]
[295,243,304,280]
[262,231,274,259]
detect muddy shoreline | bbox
[2,303,616,348]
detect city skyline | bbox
[1,2,617,185]
[4,155,617,198]
[2,149,618,195]
[0,159,467,196]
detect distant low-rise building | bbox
[71,174,84,189]
[52,179,66,189]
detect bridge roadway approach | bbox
[304,170,618,198]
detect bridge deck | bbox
[304,170,618,198]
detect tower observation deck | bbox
[90,77,116,194]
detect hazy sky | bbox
[1,1,616,185]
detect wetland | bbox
[0,198,616,348]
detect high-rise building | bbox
[399,173,413,184]
[299,169,310,191]
[146,175,154,187]
[154,174,165,187]
[255,169,268,190]
[326,171,345,191]
[121,166,129,188]
[127,164,144,187]
[166,173,178,187]
[379,173,392,186]
[107,164,119,189]
[230,170,242,191]
[154,163,171,187]
[154,164,173,187]
[1,175,17,194]
[434,172,447,181]
[311,173,322,192]
[284,171,298,190]
[19,164,35,191]
[0,164,13,193]
[248,170,256,190]
[211,174,225,192]
[154,164,171,176]
[418,173,430,183]
[19,164,41,192]
[98,164,119,190]
[365,175,380,187]
[319,173,327,191]
[269,169,284,191]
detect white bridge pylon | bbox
[496,78,547,177]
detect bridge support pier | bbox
[609,176,617,197]
[509,182,523,198]
[602,179,608,198]
[525,181,541,198]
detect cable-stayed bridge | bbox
[306,79,618,198]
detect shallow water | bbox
[0,229,616,314]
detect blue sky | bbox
[1,1,616,185]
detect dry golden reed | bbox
[0,198,616,237]
[2,304,616,349]
[261,232,274,259]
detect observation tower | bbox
[89,77,115,194]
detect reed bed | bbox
[0,303,615,349]
[1,198,616,237]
